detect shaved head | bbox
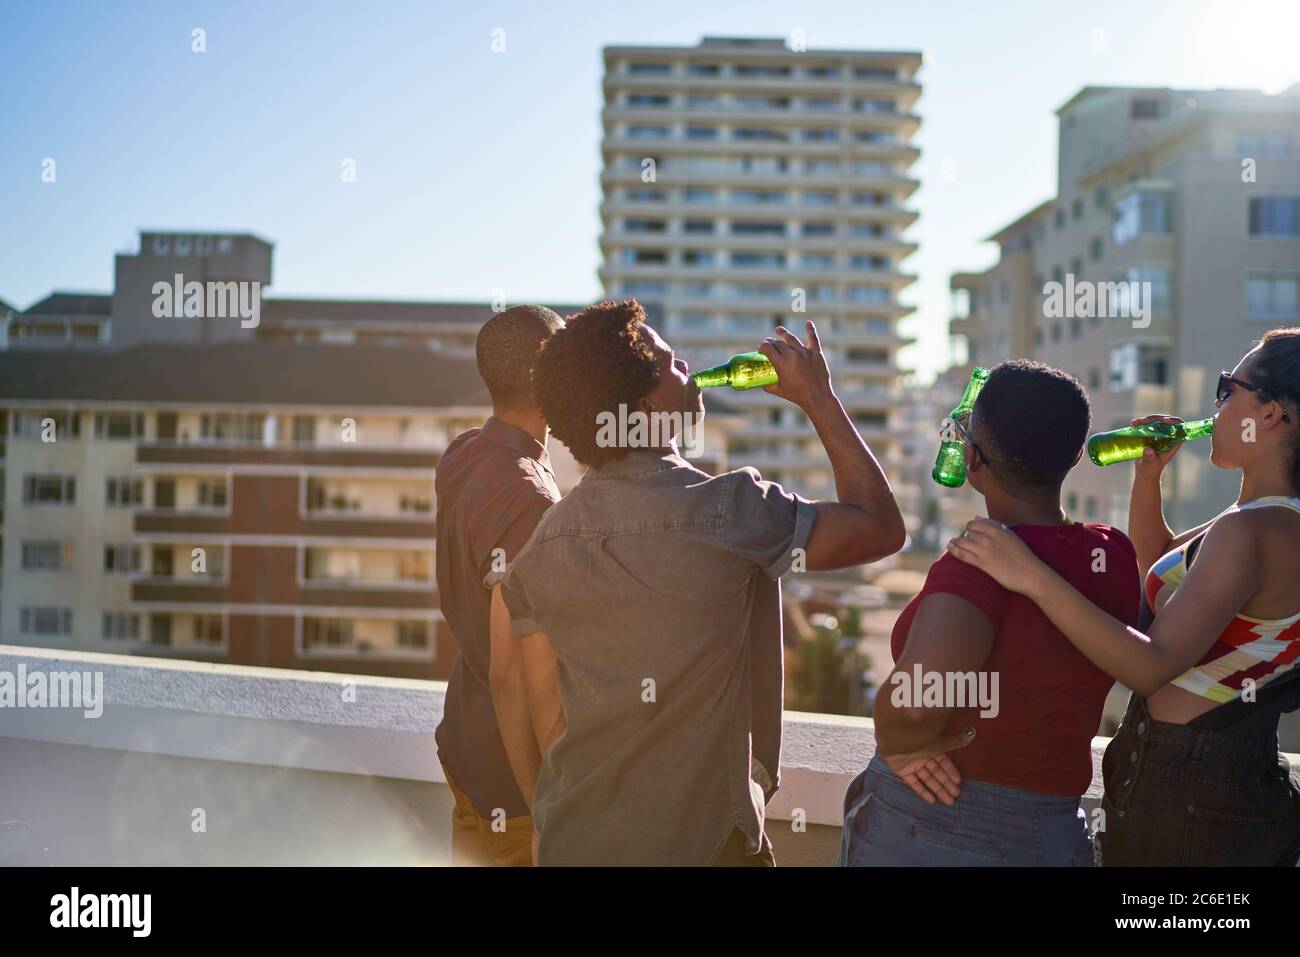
[476,304,565,410]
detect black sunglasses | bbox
[1217,371,1291,422]
[951,411,989,465]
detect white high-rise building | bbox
[599,37,922,499]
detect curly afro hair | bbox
[972,359,1090,493]
[534,299,661,468]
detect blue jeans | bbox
[839,755,1095,867]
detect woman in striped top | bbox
[947,327,1300,866]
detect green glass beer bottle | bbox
[691,351,778,391]
[932,366,991,488]
[1086,416,1215,467]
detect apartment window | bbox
[217,238,233,254]
[152,236,170,255]
[854,66,897,80]
[802,253,835,269]
[1054,208,1066,229]
[681,250,714,267]
[1090,237,1104,261]
[20,607,72,636]
[199,412,265,441]
[1094,185,1109,210]
[734,127,786,142]
[624,249,668,265]
[1072,198,1084,221]
[196,236,213,255]
[625,93,671,108]
[24,474,75,504]
[624,187,667,202]
[13,410,79,439]
[174,236,192,255]
[1236,132,1293,157]
[143,614,171,645]
[105,477,144,507]
[397,620,430,649]
[1113,191,1172,243]
[849,254,887,270]
[686,63,719,77]
[104,545,142,574]
[1109,342,1169,391]
[685,126,718,140]
[195,479,229,509]
[801,190,836,206]
[852,192,889,207]
[683,188,717,204]
[1071,257,1084,280]
[802,128,839,142]
[1070,316,1082,339]
[848,222,884,238]
[102,613,141,641]
[292,416,317,443]
[731,189,786,205]
[22,541,67,571]
[303,617,354,650]
[1085,497,1099,520]
[1051,322,1062,343]
[93,412,145,439]
[1066,493,1079,513]
[627,125,671,140]
[685,94,721,109]
[806,65,839,79]
[192,616,223,645]
[627,62,672,75]
[675,313,713,331]
[853,98,895,114]
[845,286,891,304]
[1246,273,1299,318]
[1111,266,1174,313]
[624,219,667,234]
[802,222,834,237]
[1248,197,1299,237]
[1088,368,1101,390]
[623,281,667,298]
[736,95,790,111]
[682,219,714,235]
[731,221,785,237]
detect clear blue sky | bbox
[2,0,1296,380]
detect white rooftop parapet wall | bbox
[0,644,1134,831]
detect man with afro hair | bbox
[499,299,905,865]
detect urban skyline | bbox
[5,0,1299,382]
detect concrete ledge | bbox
[4,644,1295,831]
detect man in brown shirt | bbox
[434,304,564,866]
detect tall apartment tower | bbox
[949,84,1300,530]
[599,37,922,500]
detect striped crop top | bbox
[1145,496,1300,703]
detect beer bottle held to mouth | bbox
[691,351,778,391]
[1087,417,1215,466]
[932,367,990,488]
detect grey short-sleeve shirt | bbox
[501,449,816,866]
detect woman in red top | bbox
[949,330,1300,866]
[840,361,1140,867]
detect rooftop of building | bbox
[0,341,491,410]
[19,292,113,316]
[260,298,588,327]
[604,36,923,61]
